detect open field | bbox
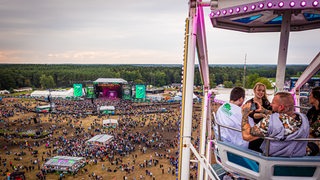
[0,97,211,180]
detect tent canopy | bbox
[43,156,84,168]
[103,119,118,125]
[87,134,114,145]
[176,92,198,99]
[31,88,75,98]
[99,106,115,111]
[42,156,86,173]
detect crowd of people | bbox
[2,83,319,179]
[0,97,195,179]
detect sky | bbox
[0,0,319,65]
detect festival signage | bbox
[86,86,95,99]
[122,85,131,100]
[135,84,146,99]
[73,84,83,97]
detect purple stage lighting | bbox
[229,9,233,14]
[223,10,227,15]
[267,2,273,8]
[243,6,248,11]
[236,7,241,13]
[251,5,256,10]
[313,0,319,6]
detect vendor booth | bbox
[41,156,86,173]
[99,106,115,115]
[103,119,118,128]
[86,134,114,146]
[35,104,51,113]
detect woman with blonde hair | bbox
[246,82,272,152]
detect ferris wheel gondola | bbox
[179,0,320,179]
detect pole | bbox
[178,1,198,179]
[243,53,247,88]
[276,11,291,92]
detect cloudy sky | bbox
[0,0,319,65]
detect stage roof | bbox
[94,78,128,84]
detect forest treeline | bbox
[0,64,307,91]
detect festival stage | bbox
[93,78,128,99]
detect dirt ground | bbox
[0,98,217,180]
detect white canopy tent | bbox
[99,106,115,111]
[99,106,115,115]
[176,91,198,99]
[103,119,118,128]
[31,88,75,99]
[42,156,86,173]
[86,134,114,146]
[147,94,164,102]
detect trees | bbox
[245,74,273,89]
[0,64,308,90]
[40,75,56,89]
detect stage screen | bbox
[73,84,83,97]
[122,85,131,100]
[86,86,95,99]
[135,84,146,99]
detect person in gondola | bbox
[215,87,248,148]
[242,92,309,157]
[246,82,272,153]
[306,86,320,156]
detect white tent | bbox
[175,92,198,99]
[103,119,118,128]
[99,106,115,115]
[87,134,113,146]
[0,90,10,94]
[31,88,75,99]
[173,96,182,101]
[100,106,115,111]
[42,156,86,173]
[147,95,164,102]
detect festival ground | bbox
[0,97,215,180]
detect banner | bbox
[73,84,83,97]
[86,86,95,99]
[135,84,146,99]
[122,85,131,100]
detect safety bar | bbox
[215,122,319,156]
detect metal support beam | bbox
[275,11,291,92]
[196,2,211,180]
[291,52,320,110]
[179,0,198,179]
[292,52,320,91]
